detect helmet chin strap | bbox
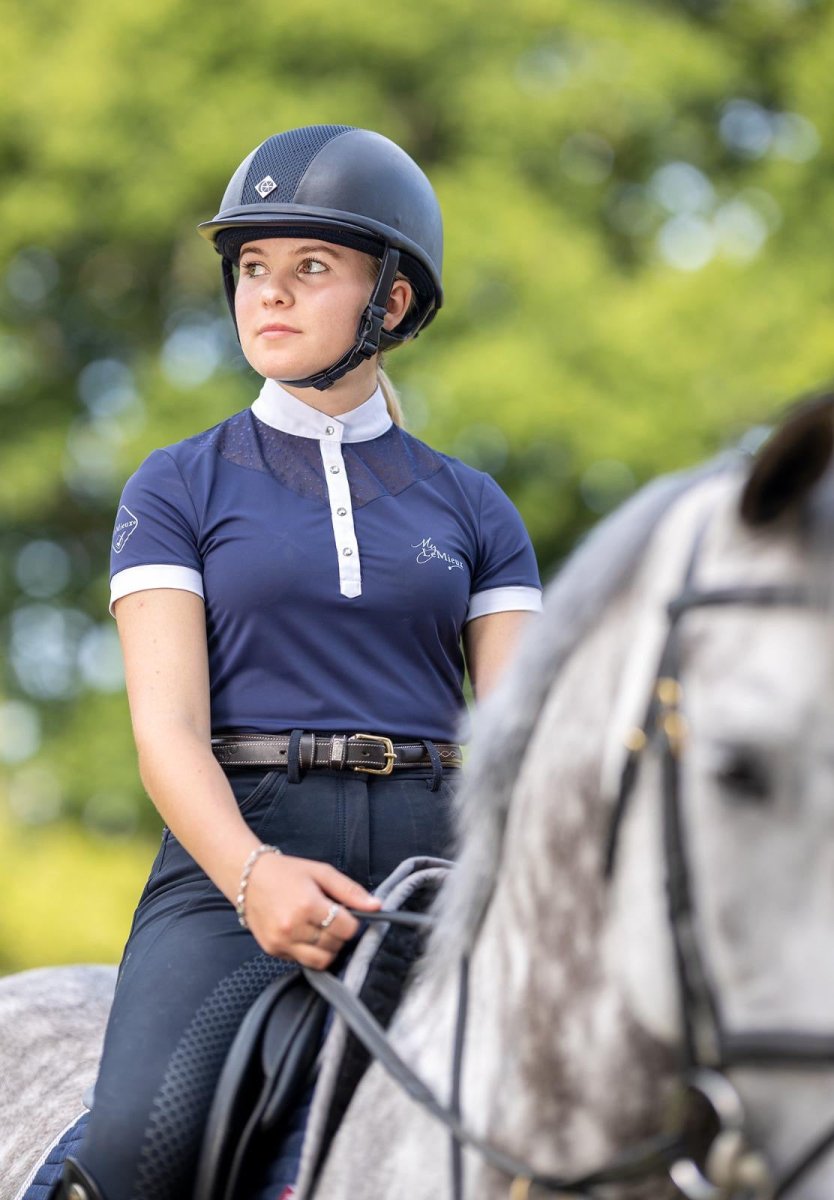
[222,247,400,392]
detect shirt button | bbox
[329,465,340,474]
[336,506,347,516]
[342,547,353,557]
[325,426,335,435]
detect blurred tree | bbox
[1,0,833,862]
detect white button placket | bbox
[319,424,361,598]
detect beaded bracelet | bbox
[236,843,282,930]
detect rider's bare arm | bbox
[463,609,536,700]
[114,588,379,967]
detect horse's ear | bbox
[740,392,834,526]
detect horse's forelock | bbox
[426,457,734,969]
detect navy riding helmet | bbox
[198,125,444,391]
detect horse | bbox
[2,393,834,1200]
[299,393,834,1200]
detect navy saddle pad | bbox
[20,1111,89,1200]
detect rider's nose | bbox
[262,271,293,306]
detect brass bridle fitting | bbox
[657,676,688,758]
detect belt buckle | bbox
[350,733,396,776]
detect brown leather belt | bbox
[211,733,463,776]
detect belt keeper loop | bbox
[422,739,443,792]
[287,729,304,785]
[298,731,316,771]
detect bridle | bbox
[305,512,834,1200]
[603,516,834,1198]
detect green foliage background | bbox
[1,0,832,969]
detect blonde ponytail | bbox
[379,364,405,427]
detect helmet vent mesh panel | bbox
[242,126,354,206]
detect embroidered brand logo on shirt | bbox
[412,537,464,571]
[112,505,138,553]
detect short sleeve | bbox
[467,474,542,622]
[109,449,204,615]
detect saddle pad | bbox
[311,869,444,1171]
[17,1111,88,1200]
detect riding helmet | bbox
[198,125,444,389]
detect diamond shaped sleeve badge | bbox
[112,505,139,553]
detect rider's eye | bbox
[713,746,772,804]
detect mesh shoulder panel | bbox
[241,126,354,205]
[215,412,328,503]
[342,427,446,507]
[214,414,446,509]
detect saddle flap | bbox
[195,967,327,1200]
[260,983,329,1128]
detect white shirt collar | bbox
[252,378,392,443]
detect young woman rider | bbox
[61,125,542,1200]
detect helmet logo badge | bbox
[255,175,277,198]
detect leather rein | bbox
[303,519,834,1200]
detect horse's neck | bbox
[456,588,678,1188]
[450,485,738,1190]
[393,483,733,1193]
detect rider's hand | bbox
[243,852,381,969]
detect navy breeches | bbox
[73,766,456,1200]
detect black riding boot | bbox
[56,1156,107,1200]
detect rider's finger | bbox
[309,863,381,913]
[293,942,336,971]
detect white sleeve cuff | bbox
[465,585,543,623]
[109,564,204,615]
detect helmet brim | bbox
[197,204,443,310]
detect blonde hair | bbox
[379,363,405,427]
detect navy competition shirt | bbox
[109,381,542,742]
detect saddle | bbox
[194,856,452,1200]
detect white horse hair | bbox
[0,965,115,1200]
[2,397,834,1200]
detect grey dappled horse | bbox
[0,965,115,1199]
[304,396,834,1200]
[3,395,834,1200]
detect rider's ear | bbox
[740,392,834,526]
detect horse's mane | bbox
[429,456,735,967]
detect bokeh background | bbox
[1,0,832,971]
